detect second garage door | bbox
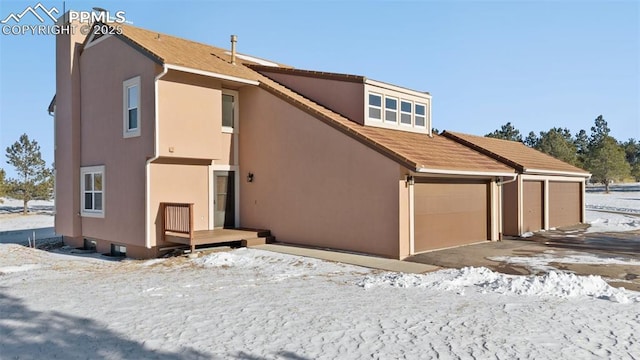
[414,181,489,253]
[549,181,581,228]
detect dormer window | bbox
[400,101,412,126]
[385,97,398,123]
[368,93,382,120]
[415,103,426,128]
[364,83,431,134]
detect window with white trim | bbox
[368,93,382,120]
[222,89,238,133]
[385,97,398,123]
[400,100,412,125]
[123,77,140,138]
[81,166,105,218]
[415,103,426,127]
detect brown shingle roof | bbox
[114,24,514,175]
[443,131,590,176]
[116,24,288,82]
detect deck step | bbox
[241,236,275,247]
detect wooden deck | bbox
[160,202,271,253]
[165,228,271,251]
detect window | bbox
[222,90,238,132]
[415,103,426,127]
[81,166,104,218]
[368,93,382,120]
[400,100,412,125]
[385,97,397,123]
[123,77,140,137]
[222,94,234,128]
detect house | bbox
[442,132,591,236]
[51,17,586,259]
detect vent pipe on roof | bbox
[230,34,237,65]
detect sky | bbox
[0,0,638,178]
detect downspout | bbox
[145,65,168,249]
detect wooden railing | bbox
[161,202,194,242]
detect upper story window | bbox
[385,97,398,123]
[81,165,105,218]
[415,103,426,128]
[366,90,429,133]
[222,89,238,133]
[368,93,382,120]
[400,101,412,125]
[123,76,141,138]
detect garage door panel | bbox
[549,181,581,228]
[414,182,488,253]
[522,181,543,232]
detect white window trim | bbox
[123,76,141,138]
[367,92,383,121]
[400,100,413,127]
[384,96,398,124]
[222,89,239,134]
[80,165,105,218]
[414,102,427,128]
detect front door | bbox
[214,171,235,228]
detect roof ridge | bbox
[248,64,366,84]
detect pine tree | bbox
[588,115,610,151]
[485,122,523,142]
[524,131,538,148]
[5,134,53,214]
[622,138,640,181]
[537,128,579,166]
[574,129,589,166]
[586,136,631,193]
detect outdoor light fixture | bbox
[407,175,415,185]
[247,172,254,183]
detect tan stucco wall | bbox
[78,35,157,247]
[54,23,85,238]
[238,87,402,258]
[157,71,222,160]
[149,163,210,248]
[258,71,365,124]
[218,133,235,165]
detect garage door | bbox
[414,181,489,253]
[549,181,581,228]
[522,181,544,232]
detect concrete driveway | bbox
[406,229,640,291]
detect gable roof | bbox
[442,131,590,176]
[100,24,515,176]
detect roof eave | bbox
[416,167,517,178]
[523,168,592,178]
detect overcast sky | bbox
[0,0,638,178]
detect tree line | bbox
[485,115,638,192]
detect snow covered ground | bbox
[0,186,639,358]
[585,183,640,233]
[0,198,54,232]
[1,245,639,359]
